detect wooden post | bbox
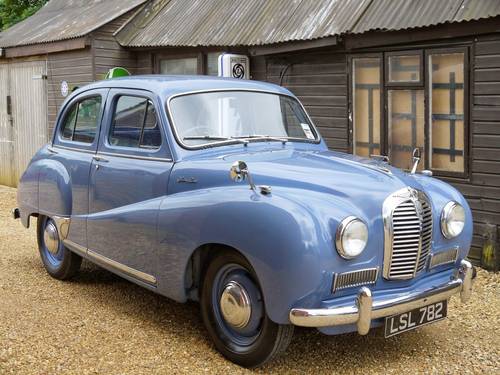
[482,224,499,271]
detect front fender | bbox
[156,186,364,324]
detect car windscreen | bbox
[168,91,318,148]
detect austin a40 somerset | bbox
[14,76,474,367]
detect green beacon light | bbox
[105,67,131,79]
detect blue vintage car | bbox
[14,76,474,367]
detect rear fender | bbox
[38,158,72,217]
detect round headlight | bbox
[335,216,368,259]
[441,202,465,239]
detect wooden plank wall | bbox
[451,34,500,265]
[47,48,93,132]
[251,50,349,152]
[136,51,154,75]
[252,40,500,268]
[92,11,139,79]
[47,10,138,133]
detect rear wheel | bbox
[200,250,294,368]
[37,215,81,280]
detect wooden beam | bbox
[249,36,337,56]
[4,37,90,58]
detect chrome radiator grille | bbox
[383,188,433,280]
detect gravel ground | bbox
[0,185,499,375]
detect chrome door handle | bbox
[92,155,108,162]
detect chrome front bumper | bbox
[289,260,474,335]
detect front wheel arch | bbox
[184,243,254,302]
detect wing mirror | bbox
[410,148,433,176]
[229,161,271,195]
[410,148,421,174]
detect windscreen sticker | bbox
[300,123,315,140]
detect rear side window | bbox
[109,96,161,149]
[60,96,102,143]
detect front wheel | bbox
[37,215,82,280]
[200,250,294,368]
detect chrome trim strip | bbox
[166,88,321,150]
[62,240,157,286]
[96,151,173,162]
[51,144,95,154]
[290,260,473,332]
[63,239,87,257]
[87,249,157,285]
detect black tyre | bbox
[200,250,294,368]
[37,215,82,280]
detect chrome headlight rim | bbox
[335,216,368,259]
[440,201,465,239]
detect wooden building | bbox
[0,0,146,186]
[0,0,499,270]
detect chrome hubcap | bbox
[43,221,60,255]
[219,281,252,328]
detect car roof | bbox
[74,75,294,99]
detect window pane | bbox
[207,52,221,76]
[61,104,78,140]
[141,101,161,148]
[160,58,197,75]
[352,58,381,157]
[281,98,310,138]
[388,90,425,170]
[72,97,101,143]
[429,53,465,172]
[110,96,147,147]
[169,91,315,147]
[388,55,421,83]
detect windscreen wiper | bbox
[232,135,288,144]
[183,135,249,145]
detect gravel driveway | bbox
[0,185,499,374]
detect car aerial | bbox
[13,75,474,368]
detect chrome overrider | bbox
[289,259,473,335]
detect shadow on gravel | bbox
[61,259,432,373]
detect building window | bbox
[352,57,382,157]
[159,57,198,75]
[388,89,425,170]
[61,96,101,144]
[429,53,465,173]
[109,96,161,149]
[351,48,467,176]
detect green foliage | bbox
[0,0,49,31]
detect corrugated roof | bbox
[454,0,500,22]
[116,0,372,47]
[351,0,500,34]
[117,0,500,48]
[351,0,463,34]
[0,0,147,48]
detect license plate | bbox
[384,300,447,338]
